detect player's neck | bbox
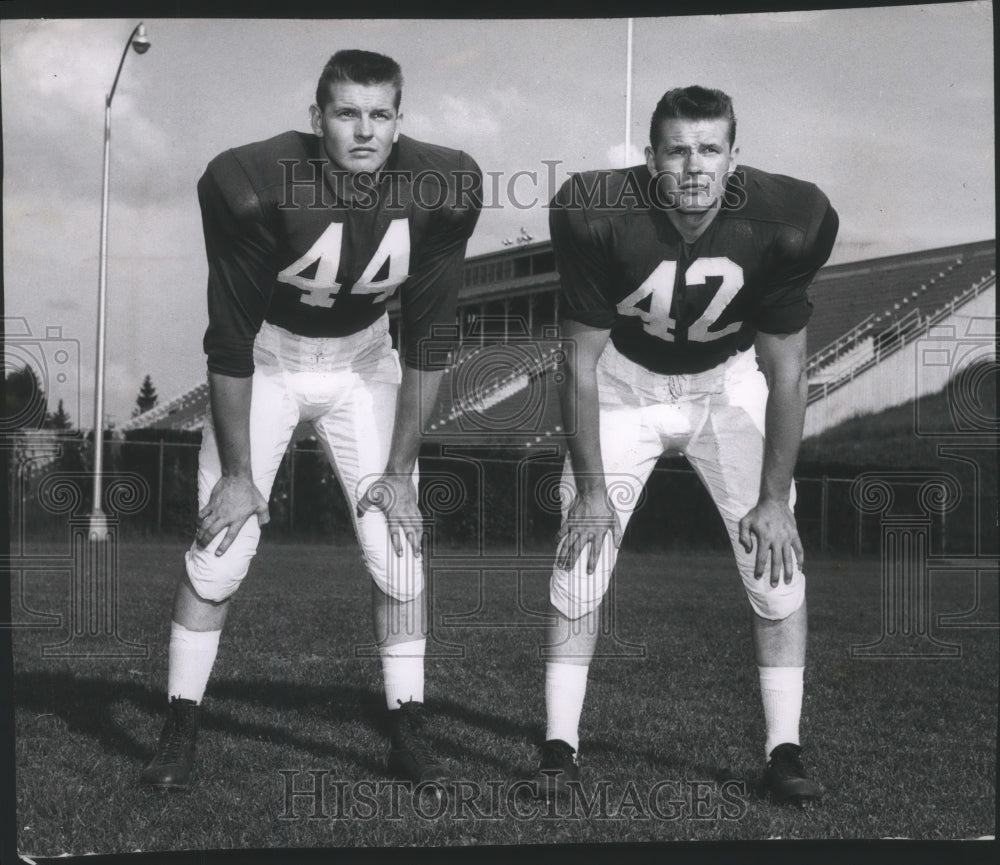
[323,168,383,205]
[664,204,722,245]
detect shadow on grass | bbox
[14,670,761,789]
[14,671,392,778]
[14,671,549,780]
[419,699,757,789]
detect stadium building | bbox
[120,238,996,441]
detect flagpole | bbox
[624,17,634,167]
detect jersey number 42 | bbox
[276,219,410,307]
[617,256,743,343]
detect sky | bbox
[1,6,995,428]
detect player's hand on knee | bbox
[197,476,270,556]
[556,489,622,575]
[357,474,425,558]
[738,500,804,587]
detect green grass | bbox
[11,541,998,854]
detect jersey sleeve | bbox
[549,175,618,330]
[199,151,278,377]
[755,191,840,335]
[399,151,483,370]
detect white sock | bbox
[545,661,589,752]
[759,665,804,760]
[167,621,222,704]
[380,638,426,710]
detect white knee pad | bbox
[361,519,425,602]
[549,535,615,620]
[741,559,806,621]
[183,528,259,603]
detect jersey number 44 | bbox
[277,218,411,307]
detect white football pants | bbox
[550,343,805,622]
[185,315,422,603]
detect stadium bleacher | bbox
[804,240,995,404]
[806,239,995,365]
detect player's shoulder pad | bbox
[551,166,650,218]
[391,134,483,214]
[728,164,830,227]
[205,131,319,199]
[727,164,835,255]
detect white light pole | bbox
[90,22,151,538]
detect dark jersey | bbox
[550,164,839,374]
[199,132,482,376]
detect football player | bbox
[534,86,838,806]
[140,50,482,789]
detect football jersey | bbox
[199,131,482,377]
[550,164,839,374]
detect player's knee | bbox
[183,543,254,603]
[743,569,806,621]
[376,571,424,603]
[549,564,611,621]
[356,512,425,602]
[367,548,425,603]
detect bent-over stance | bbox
[534,85,838,807]
[141,50,481,789]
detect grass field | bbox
[10,540,998,855]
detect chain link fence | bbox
[7,433,995,558]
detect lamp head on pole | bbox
[131,23,150,54]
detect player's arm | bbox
[196,372,270,554]
[738,327,808,586]
[742,192,838,583]
[195,153,276,555]
[556,318,620,574]
[358,364,447,557]
[357,154,483,555]
[548,175,624,573]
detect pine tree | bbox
[133,374,159,416]
[45,398,73,431]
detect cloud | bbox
[439,94,502,138]
[4,190,208,428]
[3,20,99,111]
[606,142,645,168]
[435,45,488,71]
[2,20,187,209]
[48,297,83,313]
[405,87,531,147]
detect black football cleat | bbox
[387,701,448,785]
[763,742,823,806]
[532,738,580,801]
[139,697,200,790]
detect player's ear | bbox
[309,104,323,136]
[392,112,402,144]
[645,144,656,173]
[729,144,740,171]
